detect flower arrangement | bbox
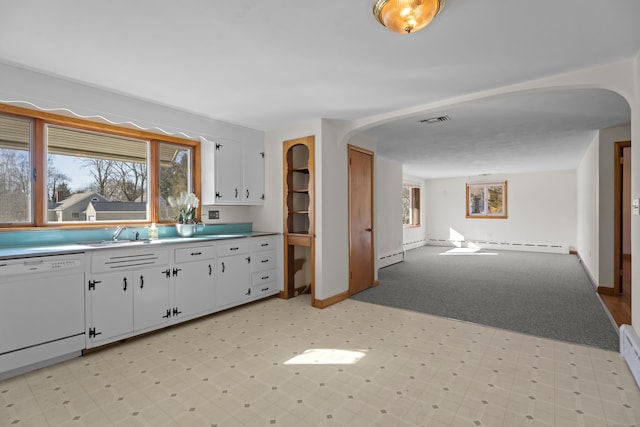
[168,192,200,224]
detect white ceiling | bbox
[0,0,638,178]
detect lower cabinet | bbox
[216,240,252,309]
[133,265,171,332]
[86,235,281,349]
[87,271,134,345]
[173,245,216,320]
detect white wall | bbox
[424,170,578,250]
[631,53,640,327]
[375,156,403,268]
[576,133,600,286]
[402,173,428,250]
[0,62,262,145]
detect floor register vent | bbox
[620,325,640,388]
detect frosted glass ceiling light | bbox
[373,0,445,34]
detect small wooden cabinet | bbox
[282,136,315,302]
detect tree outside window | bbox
[402,185,421,226]
[466,181,507,218]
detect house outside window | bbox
[402,185,421,227]
[466,181,507,218]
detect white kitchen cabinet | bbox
[216,240,252,309]
[201,137,265,205]
[133,265,171,332]
[244,141,265,204]
[172,245,216,320]
[249,236,280,300]
[87,270,134,345]
[87,247,170,347]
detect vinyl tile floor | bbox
[1,295,640,427]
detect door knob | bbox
[365,228,372,232]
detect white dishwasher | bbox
[0,252,85,379]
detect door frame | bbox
[614,140,631,294]
[347,144,375,296]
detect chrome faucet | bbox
[113,226,127,241]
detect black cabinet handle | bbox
[172,307,182,316]
[245,256,251,263]
[261,287,269,292]
[140,275,144,289]
[162,309,171,319]
[235,188,238,198]
[172,268,182,277]
[261,276,270,280]
[230,247,239,251]
[261,259,269,263]
[209,264,212,276]
[163,269,171,278]
[123,277,127,291]
[261,243,269,247]
[246,189,250,198]
[191,252,202,256]
[245,288,251,296]
[221,262,225,273]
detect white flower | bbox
[168,192,199,224]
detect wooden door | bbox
[614,141,632,322]
[348,145,374,295]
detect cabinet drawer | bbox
[251,283,277,299]
[252,250,277,272]
[175,245,215,264]
[252,269,276,286]
[91,249,169,274]
[217,240,248,256]
[250,237,277,252]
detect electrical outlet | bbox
[208,210,220,220]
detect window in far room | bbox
[402,185,421,227]
[466,181,507,218]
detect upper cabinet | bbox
[201,138,265,205]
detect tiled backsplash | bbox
[0,223,253,248]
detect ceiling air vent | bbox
[419,115,451,124]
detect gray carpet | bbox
[352,246,620,351]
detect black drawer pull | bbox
[261,243,269,247]
[261,259,269,263]
[230,247,239,251]
[261,275,270,280]
[191,252,202,256]
[261,287,269,292]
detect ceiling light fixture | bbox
[373,0,446,34]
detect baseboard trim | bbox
[312,291,349,309]
[598,286,616,296]
[575,251,600,291]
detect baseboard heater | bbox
[426,238,568,254]
[620,325,640,387]
[378,251,405,268]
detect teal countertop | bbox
[0,224,279,259]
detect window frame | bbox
[0,103,201,229]
[402,184,421,227]
[465,181,508,219]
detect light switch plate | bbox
[208,210,220,220]
[633,199,640,215]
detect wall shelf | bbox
[282,136,315,302]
